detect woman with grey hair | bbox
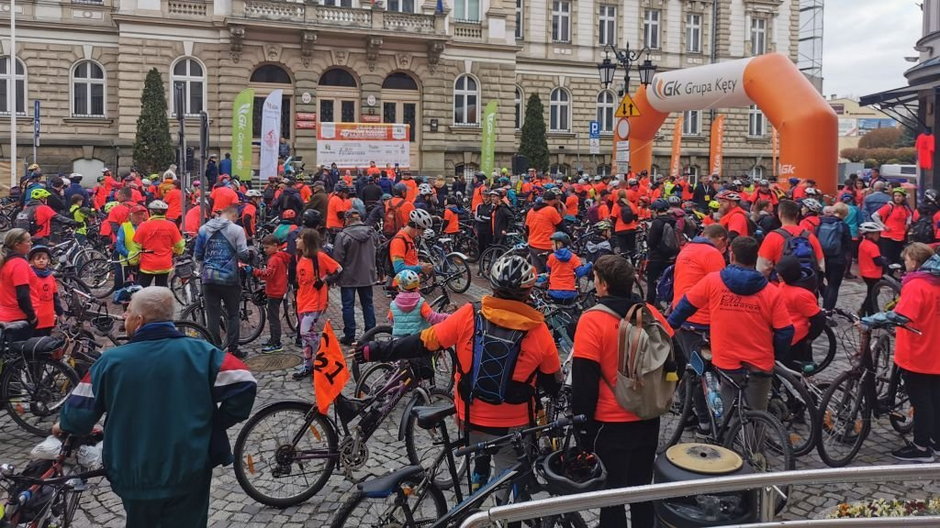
[0,228,37,341]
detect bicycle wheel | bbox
[237,295,265,345]
[173,320,216,345]
[888,366,914,436]
[233,400,338,508]
[1,356,80,437]
[443,254,471,294]
[769,366,820,458]
[75,248,106,269]
[871,332,893,399]
[431,348,456,393]
[404,388,466,490]
[722,410,794,514]
[352,325,394,382]
[329,478,447,528]
[477,245,505,279]
[459,235,480,263]
[657,370,694,453]
[354,363,395,398]
[170,274,201,306]
[283,289,298,332]
[76,258,114,299]
[872,278,901,312]
[809,326,837,374]
[816,371,871,467]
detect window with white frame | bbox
[453,74,479,125]
[552,1,571,43]
[598,5,616,46]
[687,165,700,178]
[171,57,205,116]
[387,0,413,12]
[0,57,26,115]
[71,60,105,117]
[643,9,660,49]
[515,86,524,129]
[454,0,480,21]
[686,13,702,53]
[682,110,700,136]
[596,91,614,133]
[515,0,524,39]
[750,18,767,54]
[750,166,764,179]
[550,87,570,132]
[748,105,766,137]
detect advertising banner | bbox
[480,101,498,177]
[259,90,282,179]
[646,57,753,113]
[317,122,410,168]
[709,114,725,178]
[670,115,683,177]
[231,89,254,181]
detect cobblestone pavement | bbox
[1,275,937,526]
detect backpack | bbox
[911,214,937,244]
[777,228,817,273]
[587,204,600,224]
[383,200,404,237]
[619,202,635,224]
[660,220,680,255]
[816,220,846,257]
[656,264,675,306]
[586,304,677,419]
[14,205,39,235]
[456,310,532,406]
[744,215,759,237]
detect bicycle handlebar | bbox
[453,414,586,458]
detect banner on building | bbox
[709,114,725,178]
[670,115,683,177]
[259,89,282,180]
[231,89,254,181]
[480,101,498,177]
[316,122,410,169]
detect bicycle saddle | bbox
[358,465,425,498]
[411,403,456,430]
[0,320,30,332]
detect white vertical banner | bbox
[259,89,283,179]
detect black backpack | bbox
[457,310,533,406]
[911,214,937,244]
[13,205,39,235]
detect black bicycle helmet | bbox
[301,208,321,229]
[27,245,53,260]
[489,255,537,299]
[651,199,670,212]
[666,195,682,206]
[537,447,607,496]
[393,182,408,197]
[550,231,571,246]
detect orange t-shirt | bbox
[387,198,414,232]
[758,225,824,267]
[683,272,792,371]
[672,241,726,325]
[423,300,560,428]
[597,203,610,222]
[0,257,32,321]
[210,186,240,213]
[296,184,313,203]
[471,185,487,212]
[876,203,913,242]
[611,201,638,232]
[133,217,183,273]
[326,194,352,229]
[296,252,340,313]
[546,252,582,291]
[798,216,821,233]
[858,238,884,279]
[525,205,563,250]
[30,272,57,329]
[778,283,821,344]
[163,188,183,220]
[565,195,579,217]
[183,206,202,236]
[893,275,940,374]
[389,230,419,268]
[720,207,751,237]
[403,179,419,203]
[32,204,57,238]
[443,208,460,234]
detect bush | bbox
[864,158,878,168]
[895,147,916,163]
[859,127,902,149]
[840,148,865,162]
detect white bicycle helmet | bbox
[148,200,169,211]
[489,255,537,297]
[246,189,263,198]
[409,208,434,230]
[858,222,885,234]
[418,183,433,195]
[801,198,823,214]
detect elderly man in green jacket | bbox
[57,287,257,528]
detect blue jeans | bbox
[341,286,376,341]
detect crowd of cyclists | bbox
[0,157,939,527]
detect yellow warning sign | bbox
[615,93,641,118]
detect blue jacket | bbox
[862,191,890,223]
[60,322,257,500]
[219,157,233,177]
[64,182,90,208]
[194,217,250,285]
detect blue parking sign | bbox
[589,120,600,139]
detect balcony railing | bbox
[239,1,444,35]
[167,0,208,16]
[453,20,482,40]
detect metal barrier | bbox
[459,463,940,528]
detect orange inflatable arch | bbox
[628,53,839,196]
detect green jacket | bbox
[60,322,257,500]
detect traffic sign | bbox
[615,118,630,139]
[615,93,641,118]
[589,137,600,155]
[589,120,600,139]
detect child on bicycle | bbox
[857,222,889,316]
[69,194,93,244]
[247,235,292,353]
[292,229,342,380]
[774,255,825,370]
[539,232,592,306]
[388,270,449,337]
[27,245,60,337]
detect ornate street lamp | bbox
[596,44,657,92]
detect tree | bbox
[133,68,175,174]
[518,94,549,172]
[858,127,901,149]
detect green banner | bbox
[231,88,255,181]
[480,101,498,179]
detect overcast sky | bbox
[822,0,922,99]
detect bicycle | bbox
[814,308,917,467]
[330,411,590,528]
[179,271,266,347]
[232,360,449,507]
[418,231,472,295]
[0,433,106,528]
[476,232,526,279]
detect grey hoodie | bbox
[194,217,250,285]
[333,221,380,287]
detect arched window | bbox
[319,68,358,87]
[595,163,611,176]
[171,57,205,116]
[250,64,291,84]
[596,90,614,133]
[453,74,479,125]
[550,87,570,132]
[318,68,358,124]
[0,57,26,115]
[382,72,418,90]
[514,86,524,130]
[71,60,105,117]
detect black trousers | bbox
[585,419,659,528]
[879,238,904,266]
[205,283,241,353]
[861,277,880,316]
[903,370,940,449]
[138,272,169,288]
[822,259,845,311]
[266,296,283,344]
[616,230,637,256]
[645,260,670,305]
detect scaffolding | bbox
[799,0,824,92]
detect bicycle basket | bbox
[92,315,115,335]
[175,258,195,280]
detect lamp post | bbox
[596,43,657,95]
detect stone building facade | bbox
[0,0,800,182]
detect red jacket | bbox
[253,251,291,298]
